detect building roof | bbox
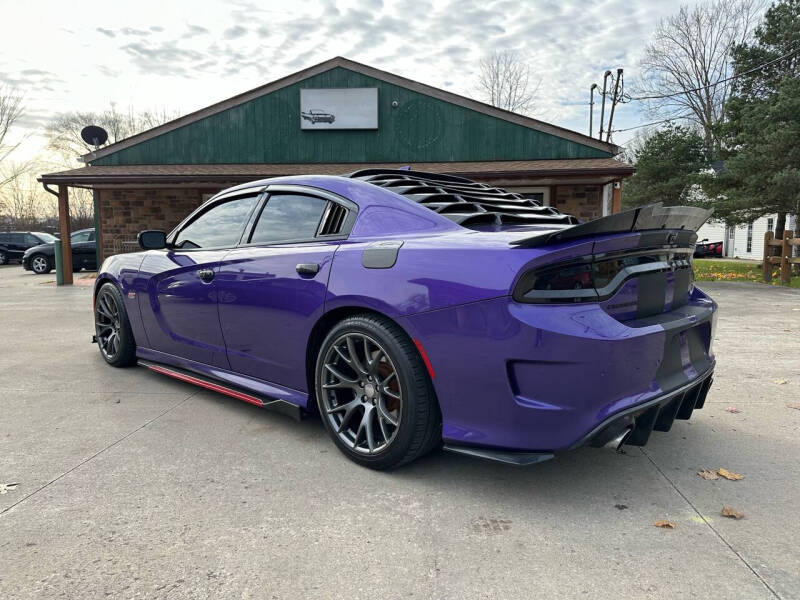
[40,158,634,187]
[81,56,619,164]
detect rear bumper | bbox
[573,365,713,449]
[402,287,717,454]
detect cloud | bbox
[184,24,210,38]
[120,27,152,36]
[96,27,115,38]
[120,41,208,77]
[223,25,248,40]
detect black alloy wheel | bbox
[316,314,440,470]
[94,283,136,367]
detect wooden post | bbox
[763,231,774,282]
[781,230,793,284]
[58,184,73,285]
[93,188,103,265]
[611,182,622,213]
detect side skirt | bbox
[138,359,304,421]
[443,444,554,466]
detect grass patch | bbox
[694,259,800,288]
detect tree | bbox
[0,85,24,163]
[0,85,29,192]
[635,0,765,151]
[707,0,800,234]
[477,50,540,115]
[40,104,177,231]
[45,104,177,160]
[622,124,710,209]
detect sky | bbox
[0,0,707,164]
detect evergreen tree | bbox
[708,0,800,233]
[623,125,709,209]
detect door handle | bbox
[197,268,215,283]
[296,263,320,276]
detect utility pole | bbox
[589,83,597,137]
[598,70,612,140]
[606,68,623,143]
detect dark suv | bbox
[22,228,98,274]
[0,231,58,265]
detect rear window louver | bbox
[348,168,579,229]
[319,202,348,235]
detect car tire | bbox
[315,314,441,470]
[30,254,52,274]
[94,282,137,367]
[0,251,7,265]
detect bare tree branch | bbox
[44,103,179,161]
[477,50,540,115]
[0,85,25,170]
[634,0,765,150]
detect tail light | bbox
[513,249,694,305]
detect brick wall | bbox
[552,185,603,221]
[98,188,209,258]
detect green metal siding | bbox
[93,67,610,166]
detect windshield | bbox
[34,233,57,243]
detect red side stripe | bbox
[412,338,435,379]
[146,364,264,407]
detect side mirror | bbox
[138,230,167,250]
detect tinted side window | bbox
[10,233,24,244]
[175,196,258,249]
[24,234,40,245]
[71,230,91,243]
[249,194,328,244]
[0,233,7,243]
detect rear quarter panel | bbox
[325,232,547,317]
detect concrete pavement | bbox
[1,264,798,599]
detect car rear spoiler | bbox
[510,203,714,248]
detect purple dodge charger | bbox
[93,169,717,469]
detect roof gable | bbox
[87,57,617,166]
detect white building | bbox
[697,214,798,259]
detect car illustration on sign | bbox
[301,109,336,124]
[92,169,717,469]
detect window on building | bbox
[767,218,774,232]
[249,194,328,244]
[746,222,753,253]
[175,195,258,249]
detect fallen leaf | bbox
[787,403,800,411]
[773,379,788,385]
[614,504,628,510]
[725,407,741,413]
[721,506,744,519]
[717,468,744,481]
[697,468,719,480]
[654,520,675,529]
[0,482,20,494]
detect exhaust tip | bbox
[604,426,633,452]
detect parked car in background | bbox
[0,231,59,265]
[22,228,97,274]
[694,239,723,258]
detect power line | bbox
[628,46,800,101]
[611,114,694,133]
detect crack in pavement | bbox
[0,391,198,517]
[640,447,781,600]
